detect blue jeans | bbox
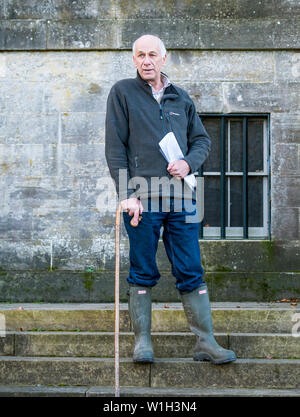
[123,197,205,293]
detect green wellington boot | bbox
[181,283,236,364]
[128,285,154,363]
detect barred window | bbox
[198,114,270,240]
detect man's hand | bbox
[167,160,190,179]
[121,197,143,226]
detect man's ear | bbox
[162,54,167,65]
[133,56,137,68]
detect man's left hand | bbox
[167,160,190,179]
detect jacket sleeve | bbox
[182,99,211,174]
[105,84,135,200]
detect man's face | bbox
[133,36,166,84]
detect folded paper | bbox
[159,132,197,191]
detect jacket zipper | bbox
[166,111,172,132]
[159,103,168,135]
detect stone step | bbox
[0,357,299,389]
[1,331,299,359]
[1,385,300,397]
[0,302,299,333]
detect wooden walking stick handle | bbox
[130,215,142,227]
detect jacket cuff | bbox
[182,157,194,174]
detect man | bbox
[105,34,236,364]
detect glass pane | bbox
[230,120,243,172]
[248,176,263,227]
[202,176,228,227]
[201,117,221,172]
[230,177,243,226]
[248,120,264,172]
[229,176,264,227]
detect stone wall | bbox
[0,1,299,301]
[0,0,299,50]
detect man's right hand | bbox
[121,198,143,226]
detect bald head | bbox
[132,35,166,58]
[132,34,167,86]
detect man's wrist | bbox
[182,158,192,174]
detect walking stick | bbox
[114,203,122,398]
[114,204,142,397]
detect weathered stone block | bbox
[0,213,32,239]
[0,113,58,145]
[271,112,300,146]
[198,240,300,273]
[3,0,300,22]
[47,20,118,49]
[150,359,300,389]
[115,0,211,19]
[272,143,299,175]
[0,240,50,270]
[13,331,228,359]
[42,81,109,113]
[178,82,224,113]
[0,80,58,113]
[223,82,300,113]
[0,332,14,355]
[271,207,299,240]
[5,0,114,20]
[272,175,300,208]
[207,271,300,302]
[0,144,41,176]
[271,112,300,145]
[0,143,107,178]
[122,19,201,49]
[1,51,134,83]
[273,17,300,48]
[0,20,47,49]
[229,334,300,359]
[275,51,300,82]
[122,17,300,50]
[1,1,300,51]
[0,357,150,386]
[0,385,87,397]
[115,0,300,20]
[0,268,299,302]
[61,112,105,144]
[1,305,130,332]
[166,51,274,83]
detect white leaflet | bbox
[159,131,197,191]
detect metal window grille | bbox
[198,114,271,240]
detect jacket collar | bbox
[135,70,179,97]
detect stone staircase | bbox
[0,302,299,397]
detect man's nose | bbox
[143,55,152,65]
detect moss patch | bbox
[83,268,95,292]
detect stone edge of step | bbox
[0,385,300,397]
[1,356,300,364]
[0,302,299,311]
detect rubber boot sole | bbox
[194,352,236,365]
[133,354,154,364]
[133,358,154,364]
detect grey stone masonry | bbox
[0,0,299,50]
[0,1,299,301]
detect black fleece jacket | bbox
[105,71,211,200]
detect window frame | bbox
[198,113,271,240]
